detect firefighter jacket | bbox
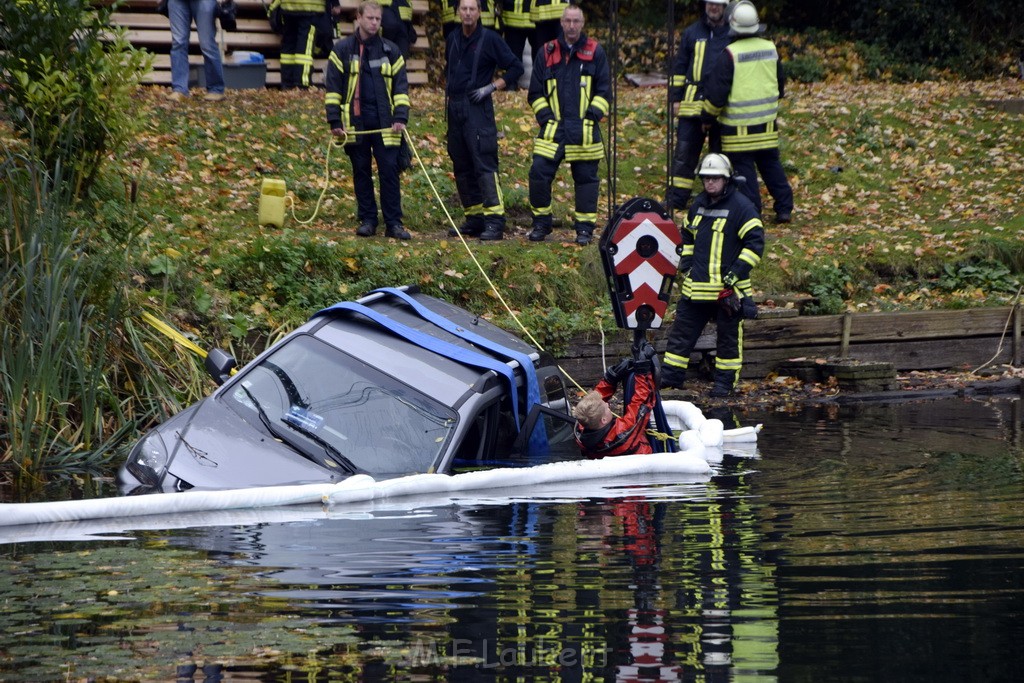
[528,33,610,162]
[701,35,786,152]
[278,0,324,12]
[325,32,410,147]
[669,15,731,118]
[530,0,569,23]
[678,180,764,301]
[573,373,656,459]
[379,0,412,22]
[500,0,534,29]
[442,0,496,28]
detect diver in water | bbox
[573,341,659,459]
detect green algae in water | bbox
[0,542,357,681]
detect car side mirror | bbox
[205,347,237,385]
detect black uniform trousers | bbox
[346,122,402,228]
[667,117,720,211]
[280,12,320,89]
[663,298,742,387]
[728,148,794,218]
[528,149,599,232]
[447,97,504,228]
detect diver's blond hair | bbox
[574,391,607,430]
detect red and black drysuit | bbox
[573,372,657,459]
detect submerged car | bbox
[119,286,578,495]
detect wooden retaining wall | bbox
[107,0,430,87]
[555,306,1024,386]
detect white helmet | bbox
[729,0,763,35]
[697,153,733,178]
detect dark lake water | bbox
[1,395,1023,681]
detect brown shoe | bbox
[203,91,226,102]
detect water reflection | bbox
[1,396,1022,682]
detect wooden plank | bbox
[742,307,1016,347]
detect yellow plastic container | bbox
[258,178,287,228]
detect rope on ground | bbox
[971,284,1023,374]
[286,127,395,226]
[402,128,587,394]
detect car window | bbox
[226,334,456,475]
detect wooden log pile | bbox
[555,306,1024,386]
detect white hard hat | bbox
[697,153,733,178]
[729,0,763,35]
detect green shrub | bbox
[0,0,153,195]
[802,262,851,315]
[785,55,826,83]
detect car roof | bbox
[308,290,540,409]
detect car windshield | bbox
[225,334,457,475]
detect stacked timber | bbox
[105,0,430,87]
[556,306,1024,386]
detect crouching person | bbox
[573,345,658,459]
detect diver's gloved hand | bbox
[633,339,657,362]
[604,358,634,385]
[633,341,657,374]
[469,83,496,103]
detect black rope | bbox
[606,0,619,220]
[665,0,675,207]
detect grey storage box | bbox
[191,62,267,90]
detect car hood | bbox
[160,396,346,490]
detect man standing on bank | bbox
[445,0,523,241]
[526,5,610,246]
[661,154,764,398]
[701,0,794,223]
[326,0,412,239]
[665,0,730,213]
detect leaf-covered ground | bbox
[130,78,1023,320]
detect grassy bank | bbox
[126,79,1024,352]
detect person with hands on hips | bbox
[661,153,764,398]
[444,0,523,242]
[573,340,659,459]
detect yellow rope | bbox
[286,127,396,226]
[401,128,587,394]
[140,311,209,359]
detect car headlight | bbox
[126,430,170,487]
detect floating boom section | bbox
[599,197,682,330]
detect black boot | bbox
[709,371,736,398]
[527,224,551,242]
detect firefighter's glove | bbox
[469,83,496,103]
[718,288,742,317]
[722,272,739,288]
[604,358,634,386]
[632,339,657,363]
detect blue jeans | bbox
[169,0,225,94]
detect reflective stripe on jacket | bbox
[678,181,764,301]
[669,17,730,118]
[528,34,610,161]
[325,34,410,146]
